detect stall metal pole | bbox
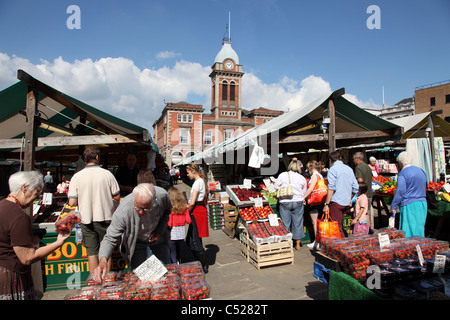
[328,99,336,153]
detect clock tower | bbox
[210,32,244,120]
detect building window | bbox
[230,82,235,106]
[430,97,436,106]
[180,129,189,145]
[222,81,228,105]
[177,114,182,122]
[224,129,234,140]
[204,130,212,145]
[188,114,193,123]
[446,94,450,104]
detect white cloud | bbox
[242,74,332,111]
[156,51,181,59]
[0,52,378,134]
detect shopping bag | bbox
[353,222,370,235]
[307,178,328,206]
[316,210,341,243]
[277,172,294,199]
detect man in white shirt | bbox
[68,147,121,273]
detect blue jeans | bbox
[279,201,304,240]
[130,239,171,270]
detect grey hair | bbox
[353,151,364,161]
[133,183,156,202]
[9,171,44,195]
[398,151,412,166]
[369,156,377,162]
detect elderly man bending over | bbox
[94,183,171,281]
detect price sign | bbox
[42,192,53,205]
[433,254,446,274]
[134,255,167,283]
[263,178,276,193]
[378,233,390,249]
[416,244,425,266]
[268,214,279,226]
[254,197,263,208]
[243,179,251,189]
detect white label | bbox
[443,183,450,193]
[433,254,446,274]
[263,178,276,193]
[42,192,53,205]
[416,244,425,266]
[378,233,390,249]
[268,214,279,226]
[254,197,263,207]
[33,204,41,216]
[133,255,167,283]
[243,179,251,189]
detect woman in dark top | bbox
[0,171,70,300]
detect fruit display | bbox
[263,220,292,240]
[247,221,271,242]
[230,187,263,201]
[377,180,396,196]
[124,284,152,300]
[320,230,449,287]
[64,292,96,300]
[255,205,273,219]
[440,192,450,202]
[368,248,394,264]
[427,181,444,191]
[239,206,258,221]
[71,261,211,300]
[181,279,211,300]
[55,209,81,233]
[151,284,181,300]
[372,175,390,185]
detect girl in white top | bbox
[186,163,209,272]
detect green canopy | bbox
[0,70,160,166]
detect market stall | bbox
[0,70,167,294]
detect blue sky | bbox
[1,0,449,131]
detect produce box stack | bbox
[223,203,238,229]
[208,201,225,230]
[240,220,293,270]
[65,261,210,300]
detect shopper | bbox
[186,163,209,273]
[323,151,359,238]
[274,159,307,250]
[94,183,172,281]
[0,171,70,300]
[168,187,191,263]
[68,147,121,273]
[368,156,379,177]
[353,151,374,227]
[115,153,140,197]
[304,160,324,250]
[390,151,428,237]
[351,181,370,231]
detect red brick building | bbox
[153,37,283,166]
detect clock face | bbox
[225,61,234,69]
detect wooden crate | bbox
[240,230,294,269]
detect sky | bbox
[1,0,449,134]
